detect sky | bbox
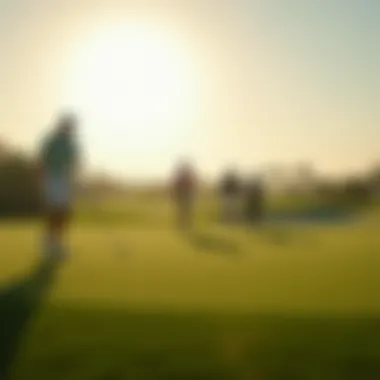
[0,0,379,181]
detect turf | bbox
[0,199,380,379]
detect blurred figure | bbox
[38,113,79,259]
[171,160,197,229]
[218,168,241,223]
[244,174,265,225]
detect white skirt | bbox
[43,174,71,208]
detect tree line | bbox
[0,142,41,217]
[0,140,379,217]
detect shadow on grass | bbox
[255,225,293,247]
[187,231,241,256]
[10,308,380,380]
[0,257,59,379]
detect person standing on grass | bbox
[219,168,241,223]
[171,160,197,230]
[39,113,79,259]
[244,174,265,225]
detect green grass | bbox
[1,198,380,379]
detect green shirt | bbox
[40,132,77,177]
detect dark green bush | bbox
[0,152,41,217]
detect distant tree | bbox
[78,173,127,200]
[0,140,9,162]
[368,164,380,195]
[341,178,372,206]
[0,145,41,217]
[295,162,316,192]
[264,164,288,192]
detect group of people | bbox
[38,114,265,260]
[219,169,265,224]
[171,163,265,229]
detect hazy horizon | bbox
[1,0,379,180]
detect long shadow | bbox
[13,306,380,379]
[0,257,60,379]
[187,231,241,256]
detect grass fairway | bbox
[0,199,380,379]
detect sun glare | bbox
[64,23,196,155]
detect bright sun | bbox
[64,23,196,159]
